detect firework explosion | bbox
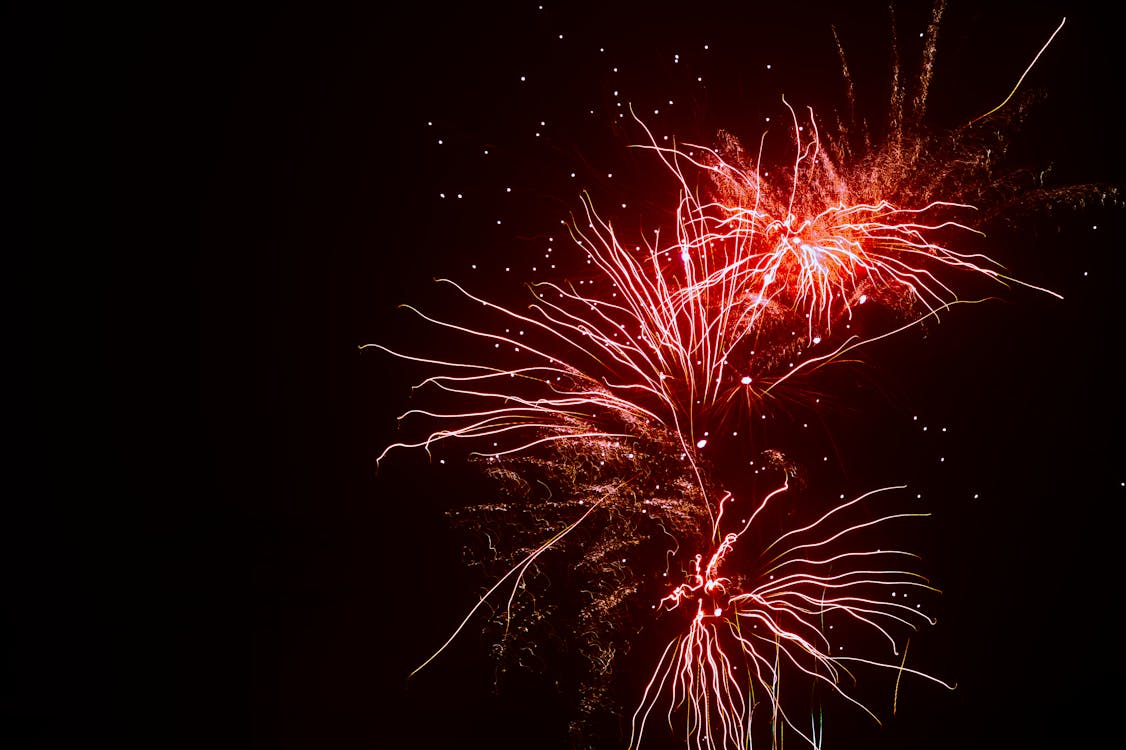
[373,5,1111,749]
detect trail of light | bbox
[893,638,910,715]
[408,495,608,679]
[965,17,1068,128]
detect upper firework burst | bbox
[373,81,1058,469]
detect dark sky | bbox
[12,1,1124,749]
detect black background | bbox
[11,1,1124,748]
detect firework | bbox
[630,480,952,750]
[372,5,1095,748]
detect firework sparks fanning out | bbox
[372,5,1096,748]
[631,481,952,749]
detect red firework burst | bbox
[372,7,1082,749]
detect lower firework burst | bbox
[631,479,951,750]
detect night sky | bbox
[13,1,1124,748]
